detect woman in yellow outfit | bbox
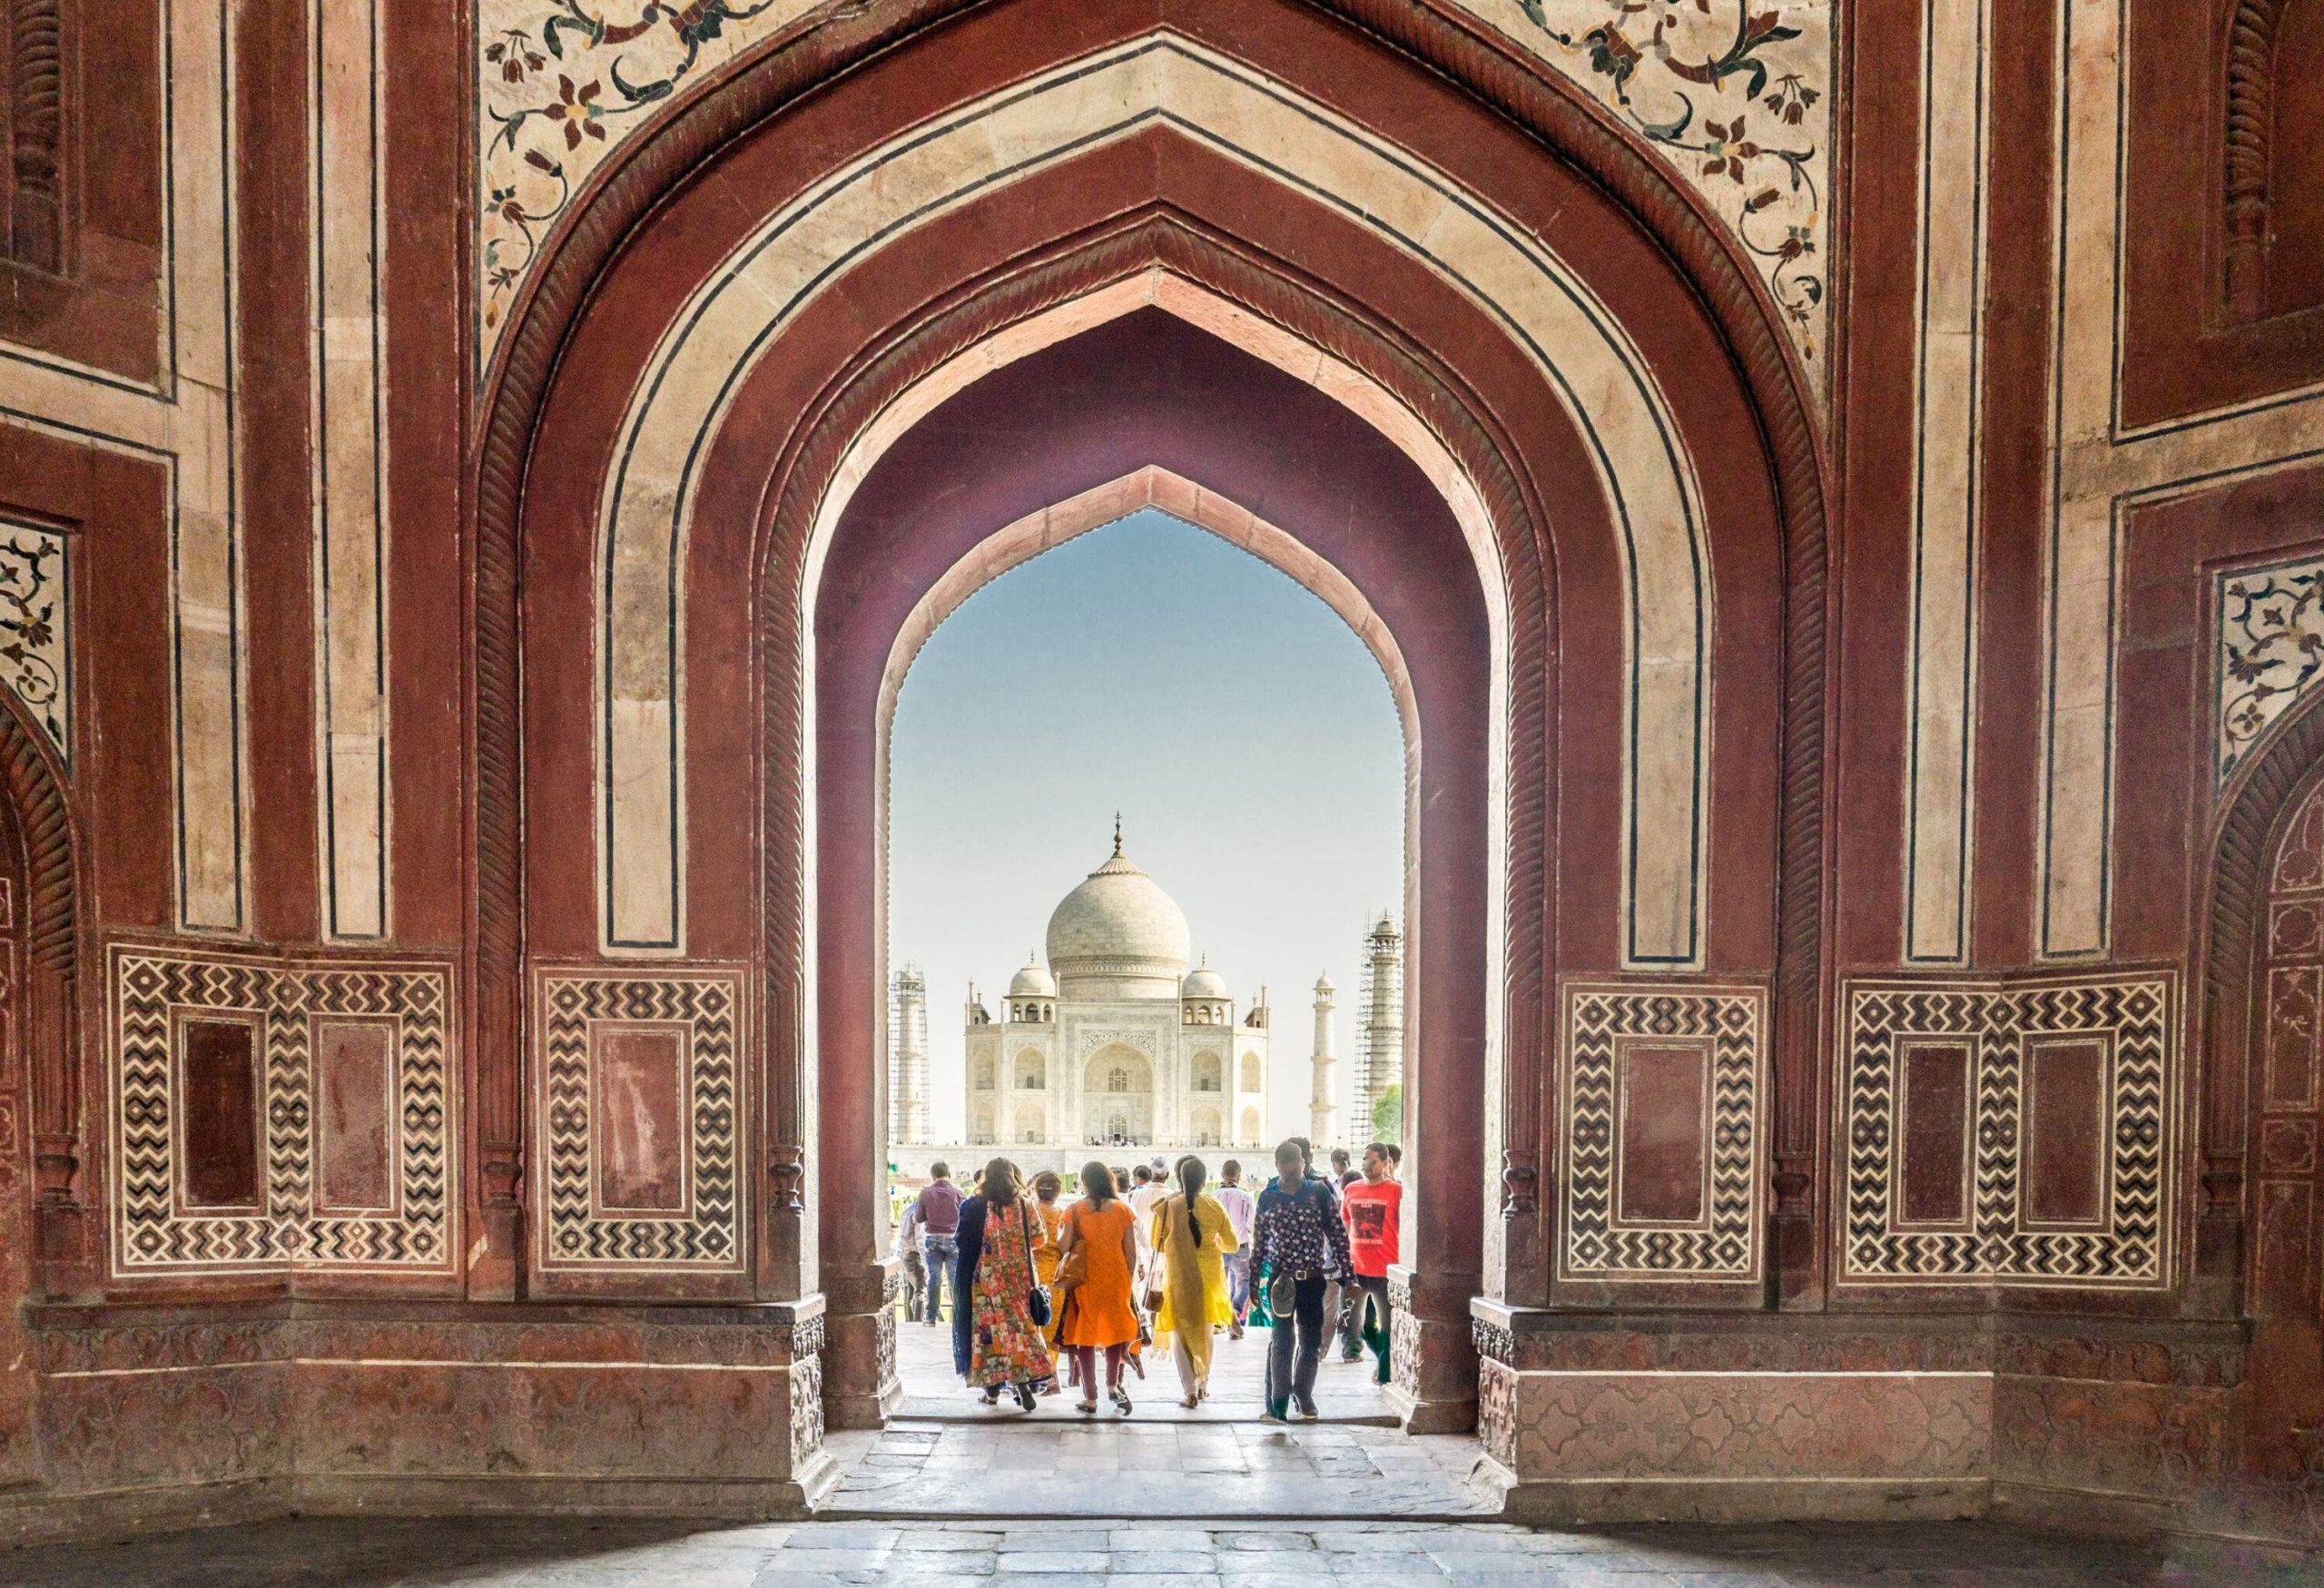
[1149,1154,1239,1408]
[1029,1170,1069,1396]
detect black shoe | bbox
[1014,1382,1038,1413]
[1110,1385,1134,1415]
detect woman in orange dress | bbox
[1055,1159,1142,1415]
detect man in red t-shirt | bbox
[1337,1142,1403,1377]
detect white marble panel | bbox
[1904,0,1990,965]
[313,0,390,941]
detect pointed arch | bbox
[493,0,1828,1396]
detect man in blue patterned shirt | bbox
[1250,1139,1354,1421]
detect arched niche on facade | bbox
[487,0,1827,1433]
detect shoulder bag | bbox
[1019,1199,1052,1327]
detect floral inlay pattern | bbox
[1495,0,1829,380]
[472,0,1834,391]
[0,521,68,760]
[476,0,819,373]
[2218,554,2324,785]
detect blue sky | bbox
[889,509,1405,1142]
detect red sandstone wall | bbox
[0,0,2314,1548]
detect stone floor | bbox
[891,1304,1396,1425]
[836,1318,1488,1517]
[824,1416,1498,1518]
[0,1514,2241,1585]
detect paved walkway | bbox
[832,1314,1492,1518]
[891,1306,1395,1424]
[0,1514,2207,1584]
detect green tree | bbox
[1370,1084,1403,1146]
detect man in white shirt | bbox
[1214,1159,1257,1337]
[1128,1162,1169,1271]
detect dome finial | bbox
[1112,811,1123,858]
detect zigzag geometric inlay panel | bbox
[533,968,746,1273]
[1841,972,2174,1287]
[109,945,456,1276]
[1558,981,1767,1283]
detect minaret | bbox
[890,964,930,1144]
[1357,913,1404,1129]
[1308,972,1337,1149]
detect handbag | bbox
[1140,1197,1173,1315]
[1019,1199,1052,1327]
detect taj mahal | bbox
[885,824,1403,1179]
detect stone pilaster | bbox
[822,1255,903,1429]
[1383,1262,1477,1434]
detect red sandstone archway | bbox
[0,690,81,1476]
[812,309,1490,1425]
[2199,687,2324,1505]
[492,0,1825,1441]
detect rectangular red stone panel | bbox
[1614,1041,1709,1225]
[2268,964,2320,1110]
[2024,1038,2107,1227]
[179,1018,261,1209]
[314,1019,395,1213]
[2256,1179,2315,1320]
[1898,1040,1972,1227]
[596,1026,686,1212]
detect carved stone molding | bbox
[1472,1317,1515,1366]
[789,1350,825,1467]
[780,1311,826,1358]
[1499,1149,1538,1219]
[767,1143,805,1214]
[5,0,64,274]
[2225,0,2288,318]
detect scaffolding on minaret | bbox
[1353,912,1404,1138]
[888,964,930,1145]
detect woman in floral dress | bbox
[967,1158,1053,1411]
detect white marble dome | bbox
[1008,958,1057,998]
[1046,841,1191,1000]
[1182,961,1228,1000]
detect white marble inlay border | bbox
[1902,0,1989,967]
[311,0,391,942]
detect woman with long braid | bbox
[1149,1154,1238,1408]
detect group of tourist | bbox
[894,1139,1403,1421]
